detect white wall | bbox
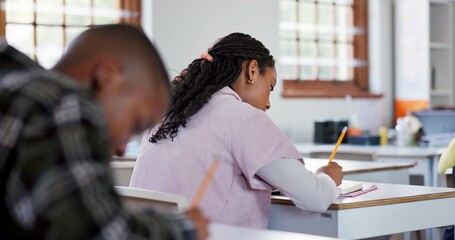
[394,0,429,102]
[150,0,279,78]
[142,0,395,142]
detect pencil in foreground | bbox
[328,126,348,163]
[191,159,220,207]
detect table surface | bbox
[304,158,415,174]
[295,143,445,158]
[209,223,336,240]
[272,181,455,210]
[116,142,445,161]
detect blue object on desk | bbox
[414,110,455,135]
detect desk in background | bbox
[269,181,455,239]
[296,143,445,186]
[304,158,414,184]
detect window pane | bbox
[317,4,335,40]
[280,40,297,57]
[336,0,353,5]
[94,0,120,24]
[36,0,63,25]
[319,66,334,80]
[336,6,353,42]
[95,0,118,9]
[300,66,315,80]
[300,41,315,58]
[6,24,34,58]
[280,0,296,23]
[299,30,315,41]
[317,26,334,40]
[65,27,88,48]
[5,0,34,23]
[280,65,298,80]
[337,65,351,80]
[280,28,297,40]
[278,0,358,83]
[319,42,334,58]
[317,4,334,25]
[336,43,353,80]
[65,0,91,26]
[299,2,315,25]
[36,26,63,68]
[336,43,352,63]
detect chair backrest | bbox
[115,186,190,212]
[110,161,135,186]
[442,167,454,188]
[309,150,376,161]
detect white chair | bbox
[309,150,376,161]
[443,168,454,188]
[115,186,190,212]
[110,161,135,186]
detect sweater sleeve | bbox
[257,158,339,212]
[438,138,455,174]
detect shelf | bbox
[429,1,454,107]
[430,41,452,49]
[431,89,452,96]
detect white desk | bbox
[209,224,335,240]
[296,143,445,186]
[269,181,455,239]
[304,158,413,184]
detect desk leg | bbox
[432,156,441,187]
[402,232,411,240]
[424,158,433,186]
[425,228,433,240]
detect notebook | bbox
[337,181,363,194]
[339,184,378,198]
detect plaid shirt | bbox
[0,39,196,240]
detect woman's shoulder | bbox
[210,95,268,121]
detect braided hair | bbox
[149,32,275,143]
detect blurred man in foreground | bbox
[0,24,208,240]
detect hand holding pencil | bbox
[183,160,220,240]
[316,126,347,186]
[317,162,343,186]
[328,126,348,163]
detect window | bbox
[280,0,377,98]
[0,0,141,68]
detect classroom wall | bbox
[142,0,395,142]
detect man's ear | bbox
[247,60,259,82]
[92,58,123,93]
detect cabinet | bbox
[429,0,455,107]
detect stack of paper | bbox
[339,184,378,198]
[337,182,363,194]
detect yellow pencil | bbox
[328,126,348,163]
[191,160,220,207]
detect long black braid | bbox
[149,32,275,143]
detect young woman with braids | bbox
[130,33,343,228]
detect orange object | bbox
[347,128,363,136]
[395,99,429,121]
[191,160,220,207]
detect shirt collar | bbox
[0,39,43,72]
[217,86,242,101]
